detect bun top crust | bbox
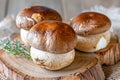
[16,6,62,30]
[71,12,111,36]
[27,21,77,54]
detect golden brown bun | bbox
[16,6,62,30]
[71,12,111,36]
[27,21,77,54]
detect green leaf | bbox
[0,39,31,59]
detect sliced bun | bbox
[27,21,77,54]
[71,12,111,36]
[16,6,62,30]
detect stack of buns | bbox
[70,12,120,66]
[16,6,62,46]
[70,12,111,52]
[27,21,76,70]
[16,6,77,70]
[16,5,114,70]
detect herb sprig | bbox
[0,39,31,59]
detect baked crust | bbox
[16,6,62,30]
[71,12,111,36]
[27,21,77,54]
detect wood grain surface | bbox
[0,41,105,80]
[95,32,120,65]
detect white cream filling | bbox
[30,47,75,70]
[20,29,29,45]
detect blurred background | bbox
[0,0,120,21]
[1,0,120,39]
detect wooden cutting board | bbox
[0,49,105,80]
[95,32,120,65]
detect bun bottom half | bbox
[30,47,75,70]
[76,31,111,52]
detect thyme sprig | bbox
[0,39,31,59]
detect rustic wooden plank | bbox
[0,0,7,20]
[7,0,64,19]
[0,48,105,80]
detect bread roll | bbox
[71,12,111,52]
[27,21,77,70]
